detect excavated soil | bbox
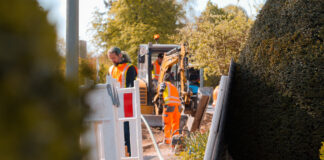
[142,113,213,160]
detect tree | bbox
[176,2,253,86]
[91,0,187,64]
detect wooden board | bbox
[190,94,210,132]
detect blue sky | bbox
[37,0,261,54]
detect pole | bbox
[147,42,153,106]
[66,0,79,80]
[200,68,204,88]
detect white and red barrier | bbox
[81,76,143,160]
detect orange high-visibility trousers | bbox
[162,105,181,144]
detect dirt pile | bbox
[142,113,213,159]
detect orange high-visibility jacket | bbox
[162,82,181,106]
[212,86,219,107]
[109,63,134,88]
[152,60,161,80]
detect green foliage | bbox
[98,63,109,83]
[179,132,209,159]
[91,0,187,64]
[79,59,97,85]
[203,74,221,88]
[227,0,324,159]
[175,2,253,86]
[57,57,97,86]
[0,1,89,159]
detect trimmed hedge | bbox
[0,1,89,159]
[226,0,324,160]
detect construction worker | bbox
[152,53,163,80]
[212,86,219,107]
[152,53,163,92]
[158,72,181,147]
[108,48,137,88]
[107,47,137,156]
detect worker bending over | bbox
[159,72,181,148]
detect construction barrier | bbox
[204,60,234,160]
[81,76,143,160]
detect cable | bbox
[140,115,164,160]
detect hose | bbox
[140,115,164,160]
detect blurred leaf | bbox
[0,1,90,159]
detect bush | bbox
[0,1,89,159]
[79,59,96,85]
[179,132,209,159]
[226,0,324,159]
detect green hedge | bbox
[0,1,89,159]
[226,0,324,159]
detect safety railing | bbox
[81,76,143,160]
